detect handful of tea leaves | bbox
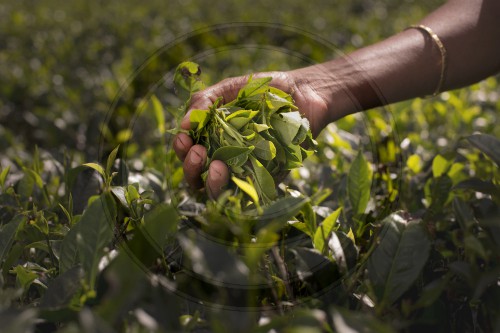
[175,62,316,208]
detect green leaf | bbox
[32,214,49,235]
[232,176,259,207]
[260,196,309,225]
[270,111,304,145]
[174,61,205,99]
[0,165,10,188]
[0,216,24,264]
[432,154,450,178]
[110,186,129,210]
[106,145,120,178]
[178,229,249,285]
[367,213,431,305]
[82,163,106,179]
[347,151,372,215]
[237,76,272,99]
[252,136,277,161]
[249,156,276,201]
[59,217,82,273]
[466,133,500,167]
[289,221,312,237]
[40,266,84,309]
[13,265,38,291]
[292,119,309,145]
[59,202,73,225]
[226,110,259,129]
[150,94,165,134]
[212,146,254,168]
[453,198,476,231]
[24,167,43,189]
[329,229,358,273]
[142,204,179,251]
[406,154,422,173]
[265,91,294,111]
[313,207,342,255]
[76,193,117,290]
[453,178,500,197]
[301,201,317,236]
[126,184,140,203]
[189,109,211,131]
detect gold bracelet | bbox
[407,24,448,96]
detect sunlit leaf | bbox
[232,176,259,206]
[106,145,120,178]
[82,163,106,179]
[406,154,422,174]
[237,76,272,99]
[432,154,450,178]
[313,207,341,255]
[347,151,372,215]
[189,109,211,131]
[150,95,165,134]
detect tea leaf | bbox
[76,193,117,290]
[212,146,254,168]
[0,216,24,264]
[106,145,120,178]
[270,111,303,145]
[0,165,10,188]
[466,133,500,167]
[237,76,272,99]
[232,176,259,206]
[329,229,358,273]
[249,156,276,201]
[313,207,342,255]
[367,213,431,305]
[189,109,211,131]
[252,137,277,161]
[348,151,372,215]
[82,163,106,179]
[150,95,165,134]
[174,61,205,100]
[432,154,450,178]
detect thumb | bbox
[180,76,249,130]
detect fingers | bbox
[173,133,193,161]
[206,160,230,199]
[180,76,249,130]
[177,141,230,198]
[183,144,207,189]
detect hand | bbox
[173,70,331,198]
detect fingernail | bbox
[176,136,186,149]
[208,169,222,183]
[189,150,202,164]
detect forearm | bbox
[292,0,500,122]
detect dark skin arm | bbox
[174,0,500,198]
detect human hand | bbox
[173,70,332,198]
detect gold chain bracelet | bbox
[406,24,448,96]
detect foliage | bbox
[1,0,500,332]
[175,63,316,207]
